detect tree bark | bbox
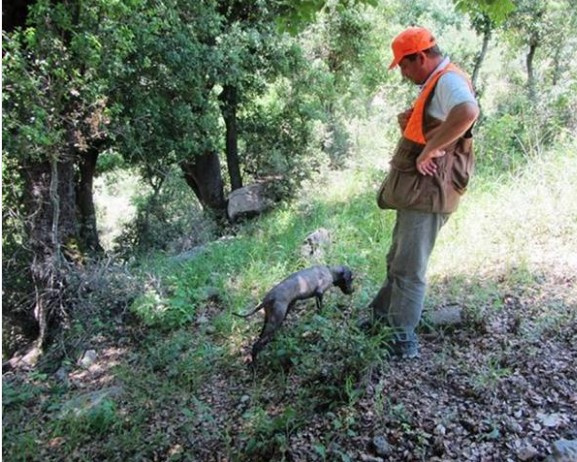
[19,154,78,361]
[180,151,227,216]
[526,39,538,103]
[472,21,491,90]
[218,84,243,191]
[2,0,33,32]
[76,148,104,254]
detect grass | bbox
[3,120,577,460]
[433,137,577,277]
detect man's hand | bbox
[415,102,479,176]
[416,148,446,176]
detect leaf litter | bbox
[2,273,576,461]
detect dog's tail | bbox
[233,302,264,318]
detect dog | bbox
[234,265,354,363]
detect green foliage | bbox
[3,2,577,460]
[113,167,215,256]
[1,154,33,318]
[3,0,120,163]
[95,149,126,174]
[2,380,42,408]
[275,0,379,35]
[2,0,133,343]
[139,330,224,391]
[3,29,63,164]
[55,398,119,438]
[453,0,515,24]
[265,312,388,406]
[302,1,388,111]
[235,310,387,459]
[240,78,323,193]
[243,405,299,458]
[469,356,512,393]
[110,0,222,169]
[475,82,576,178]
[130,289,179,328]
[130,283,200,330]
[475,110,524,175]
[500,0,577,99]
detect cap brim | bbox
[388,58,399,70]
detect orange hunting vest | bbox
[403,63,472,145]
[376,63,476,214]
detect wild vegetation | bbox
[3,0,577,460]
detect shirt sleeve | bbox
[428,72,477,121]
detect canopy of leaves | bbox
[453,0,515,25]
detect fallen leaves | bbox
[3,273,576,461]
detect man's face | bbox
[399,53,427,84]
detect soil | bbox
[3,274,576,461]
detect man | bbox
[365,26,479,358]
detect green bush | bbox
[240,79,325,200]
[56,398,119,437]
[476,111,524,176]
[113,167,216,256]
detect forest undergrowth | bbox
[3,129,576,461]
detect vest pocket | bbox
[377,166,422,209]
[377,142,423,209]
[451,136,474,194]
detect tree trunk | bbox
[18,154,79,364]
[2,0,33,32]
[472,22,491,90]
[180,151,227,217]
[526,39,538,103]
[218,84,243,191]
[76,148,104,254]
[551,45,561,87]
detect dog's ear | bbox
[339,266,352,279]
[330,265,353,283]
[334,266,354,294]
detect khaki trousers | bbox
[370,209,449,342]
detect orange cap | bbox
[389,27,437,69]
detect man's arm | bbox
[416,101,479,176]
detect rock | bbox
[505,417,523,434]
[4,344,42,370]
[427,305,463,327]
[227,182,275,222]
[538,412,567,428]
[168,444,183,457]
[300,228,332,261]
[531,422,543,432]
[371,435,392,457]
[78,350,97,369]
[236,394,251,411]
[54,366,70,386]
[517,444,539,461]
[200,286,221,302]
[170,246,206,263]
[546,439,577,462]
[197,315,216,334]
[434,423,446,436]
[360,454,384,462]
[59,386,123,419]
